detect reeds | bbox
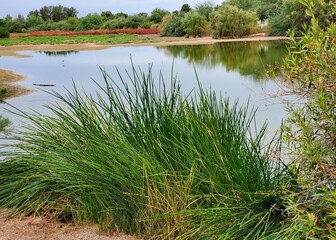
[0,65,289,239]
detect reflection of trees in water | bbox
[39,50,79,56]
[159,41,287,83]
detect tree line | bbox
[0,0,335,39]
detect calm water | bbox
[0,41,287,137]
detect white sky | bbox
[0,0,223,18]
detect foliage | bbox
[180,3,192,14]
[75,14,104,31]
[25,15,44,29]
[254,0,282,22]
[38,6,78,22]
[5,14,26,33]
[195,0,216,21]
[182,12,209,37]
[160,14,186,37]
[280,1,336,238]
[226,0,254,10]
[0,88,10,131]
[210,4,258,38]
[0,65,289,238]
[268,0,335,36]
[0,27,10,38]
[149,8,169,24]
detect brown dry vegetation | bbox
[10,28,160,38]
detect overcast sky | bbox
[0,0,223,18]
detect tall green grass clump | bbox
[0,64,290,238]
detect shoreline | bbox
[0,35,288,57]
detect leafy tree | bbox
[76,13,104,31]
[6,14,26,33]
[101,11,114,19]
[210,4,258,38]
[195,0,216,21]
[160,14,185,37]
[149,8,169,23]
[27,10,39,18]
[254,0,282,22]
[25,15,44,29]
[114,12,128,19]
[183,12,208,37]
[38,6,78,22]
[0,19,5,28]
[180,3,192,14]
[226,0,254,11]
[0,27,10,38]
[39,6,52,21]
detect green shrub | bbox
[210,4,258,38]
[25,15,44,29]
[0,27,10,38]
[160,14,185,37]
[280,1,336,238]
[183,12,209,37]
[0,65,289,238]
[75,13,104,31]
[100,18,126,30]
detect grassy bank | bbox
[0,33,153,46]
[0,65,291,239]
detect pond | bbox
[0,41,287,139]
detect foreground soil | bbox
[0,210,138,240]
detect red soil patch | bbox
[10,28,160,38]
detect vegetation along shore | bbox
[0,0,335,239]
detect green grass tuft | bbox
[0,65,290,238]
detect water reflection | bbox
[159,41,287,82]
[38,50,79,56]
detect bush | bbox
[280,1,336,238]
[0,65,289,238]
[160,14,185,37]
[183,12,209,37]
[210,4,258,38]
[76,14,104,31]
[0,27,10,38]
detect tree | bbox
[210,4,258,38]
[39,6,52,21]
[195,0,216,21]
[254,0,282,22]
[160,14,185,37]
[149,8,169,23]
[25,15,44,29]
[226,0,254,11]
[180,4,192,14]
[76,14,104,31]
[101,11,114,19]
[183,12,208,37]
[6,14,26,33]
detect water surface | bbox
[0,41,287,137]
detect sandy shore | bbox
[0,210,138,240]
[0,35,288,57]
[0,69,33,100]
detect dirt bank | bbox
[0,69,33,100]
[0,210,138,240]
[0,35,288,57]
